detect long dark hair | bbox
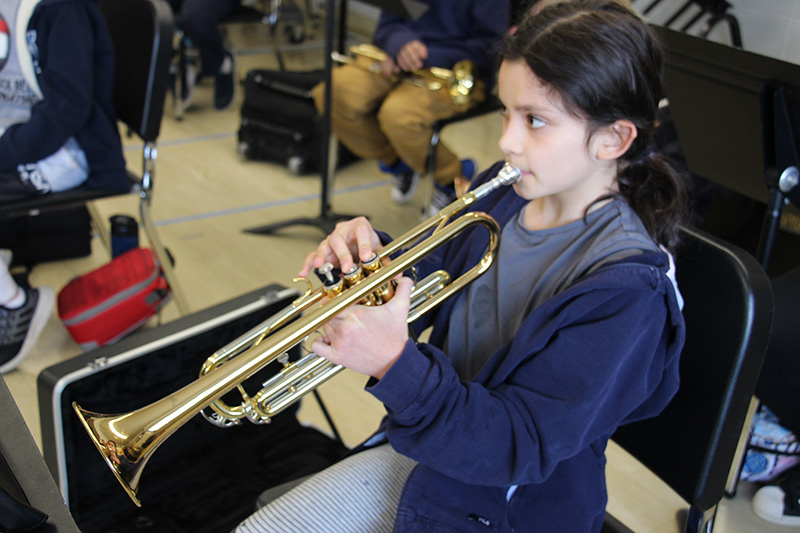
[501,0,690,251]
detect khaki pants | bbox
[312,65,485,186]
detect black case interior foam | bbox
[38,285,348,532]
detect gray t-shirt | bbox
[446,198,661,380]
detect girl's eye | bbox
[528,115,546,129]
[500,105,508,116]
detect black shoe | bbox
[380,160,419,204]
[214,50,235,110]
[0,287,54,374]
[427,182,457,216]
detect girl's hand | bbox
[311,276,413,379]
[299,217,383,278]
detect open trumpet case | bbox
[37,283,348,533]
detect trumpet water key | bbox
[72,163,522,507]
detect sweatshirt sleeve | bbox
[0,2,96,170]
[366,272,681,487]
[372,11,419,60]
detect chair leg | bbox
[138,143,190,316]
[269,0,286,71]
[139,192,190,316]
[685,505,717,533]
[424,127,442,219]
[85,201,112,252]
[702,13,743,48]
[725,396,760,497]
[173,32,188,121]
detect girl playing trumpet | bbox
[237,1,690,531]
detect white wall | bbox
[346,1,800,64]
[638,0,800,64]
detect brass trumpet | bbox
[72,163,521,507]
[331,43,479,112]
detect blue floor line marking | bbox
[154,179,389,227]
[124,131,237,152]
[126,130,389,228]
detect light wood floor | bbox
[2,22,796,533]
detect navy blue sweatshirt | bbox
[372,0,510,86]
[0,0,128,192]
[366,161,686,531]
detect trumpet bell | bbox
[73,403,149,507]
[336,44,479,111]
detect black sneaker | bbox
[214,50,236,110]
[426,159,477,217]
[752,466,800,526]
[428,182,457,216]
[0,287,54,374]
[380,160,419,204]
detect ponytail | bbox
[618,150,691,252]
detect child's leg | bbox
[312,65,398,164]
[234,443,416,533]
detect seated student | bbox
[312,0,510,214]
[167,0,240,110]
[235,1,690,531]
[0,0,128,373]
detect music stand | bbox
[654,26,800,273]
[243,0,428,237]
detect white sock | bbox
[0,264,24,308]
[219,55,233,75]
[2,287,26,309]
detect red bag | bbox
[57,248,171,349]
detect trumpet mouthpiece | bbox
[472,163,521,200]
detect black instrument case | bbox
[37,284,347,532]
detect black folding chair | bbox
[0,0,189,316]
[603,228,773,532]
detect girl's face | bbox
[497,60,619,216]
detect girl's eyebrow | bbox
[499,96,542,113]
[513,102,555,116]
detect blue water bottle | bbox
[110,215,139,258]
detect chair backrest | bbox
[611,227,773,512]
[97,0,174,143]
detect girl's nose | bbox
[498,122,521,158]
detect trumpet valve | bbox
[318,263,344,298]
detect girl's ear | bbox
[596,119,638,161]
